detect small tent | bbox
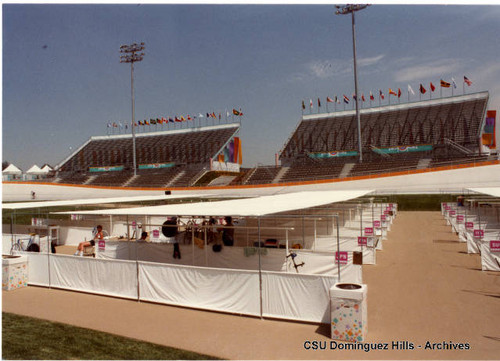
[2,164,23,181]
[26,165,45,180]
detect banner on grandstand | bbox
[89,166,124,172]
[211,161,240,172]
[308,150,358,159]
[372,144,433,155]
[138,162,175,170]
[482,110,496,150]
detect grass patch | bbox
[382,194,459,211]
[2,312,220,360]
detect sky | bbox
[3,3,500,171]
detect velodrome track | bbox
[3,211,499,359]
[3,161,500,201]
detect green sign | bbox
[138,162,175,170]
[308,150,358,159]
[89,166,124,172]
[372,144,433,154]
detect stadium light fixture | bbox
[336,4,369,163]
[120,42,145,176]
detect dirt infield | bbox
[3,211,499,360]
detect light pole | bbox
[120,42,145,176]
[336,4,369,163]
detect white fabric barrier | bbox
[96,241,362,281]
[311,236,376,264]
[262,271,337,323]
[25,252,50,286]
[49,255,138,299]
[139,262,261,316]
[480,243,500,271]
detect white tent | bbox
[468,187,500,198]
[41,165,52,173]
[26,165,45,175]
[2,164,23,181]
[2,164,22,175]
[55,189,373,217]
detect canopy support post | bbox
[336,214,341,282]
[258,217,263,320]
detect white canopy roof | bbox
[41,165,52,173]
[26,165,45,174]
[2,194,205,210]
[54,189,373,217]
[2,164,22,174]
[468,187,500,198]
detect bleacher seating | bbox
[245,166,282,184]
[54,124,239,188]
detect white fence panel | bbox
[50,255,138,299]
[139,262,261,316]
[262,271,336,323]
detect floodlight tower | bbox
[120,42,145,176]
[336,4,369,163]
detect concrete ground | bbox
[3,211,500,360]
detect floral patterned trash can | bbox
[330,283,367,342]
[2,255,28,291]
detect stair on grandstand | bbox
[123,174,139,187]
[339,163,355,178]
[84,175,97,185]
[417,158,432,169]
[165,171,185,187]
[273,166,289,183]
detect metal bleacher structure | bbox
[244,91,494,185]
[54,123,240,188]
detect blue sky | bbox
[3,3,500,171]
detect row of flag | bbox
[107,108,244,128]
[302,76,474,109]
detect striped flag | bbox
[369,91,375,101]
[419,84,426,94]
[389,88,397,96]
[343,95,349,104]
[464,76,472,86]
[440,79,451,88]
[326,96,334,103]
[430,82,436,91]
[379,90,385,100]
[408,84,415,95]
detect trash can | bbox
[2,255,29,291]
[330,283,367,342]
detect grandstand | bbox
[270,91,493,183]
[54,123,241,188]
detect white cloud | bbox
[357,54,385,67]
[306,54,385,80]
[394,59,461,82]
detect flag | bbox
[302,100,305,110]
[430,82,435,91]
[361,93,366,102]
[369,91,375,101]
[161,117,167,123]
[118,122,123,127]
[145,120,149,125]
[212,112,216,118]
[107,123,111,128]
[352,93,357,101]
[317,98,321,108]
[239,108,244,116]
[206,113,210,118]
[379,90,385,100]
[175,116,181,122]
[198,113,204,118]
[408,84,415,95]
[150,119,156,125]
[327,96,334,103]
[181,116,186,121]
[187,115,192,121]
[343,95,349,104]
[112,122,118,128]
[464,76,472,86]
[218,113,221,120]
[451,78,457,89]
[419,84,426,94]
[226,111,231,117]
[440,79,451,88]
[233,109,241,116]
[389,88,397,96]
[309,99,313,108]
[169,117,174,123]
[335,95,339,104]
[398,88,402,98]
